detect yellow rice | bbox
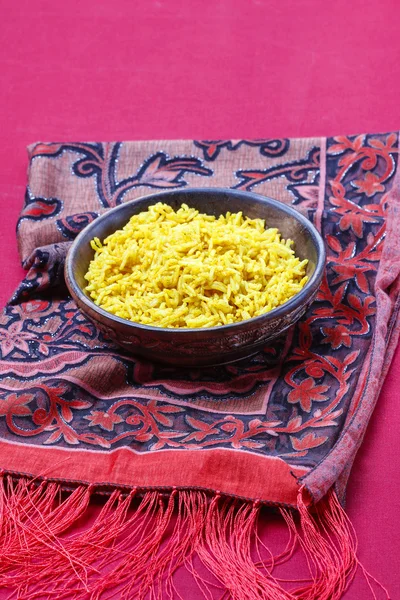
[84,202,308,328]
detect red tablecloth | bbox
[1,1,399,598]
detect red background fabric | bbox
[0,1,399,597]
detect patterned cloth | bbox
[1,134,400,507]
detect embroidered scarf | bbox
[0,134,399,599]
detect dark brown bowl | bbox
[65,188,325,366]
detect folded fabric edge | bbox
[300,156,400,503]
[0,440,310,507]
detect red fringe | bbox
[0,476,390,599]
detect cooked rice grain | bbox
[84,202,308,328]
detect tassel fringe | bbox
[0,475,390,599]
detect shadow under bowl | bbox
[65,188,326,366]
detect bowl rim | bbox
[65,187,326,335]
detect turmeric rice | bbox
[84,202,308,328]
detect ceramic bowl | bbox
[65,188,325,366]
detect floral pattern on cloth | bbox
[1,133,400,504]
